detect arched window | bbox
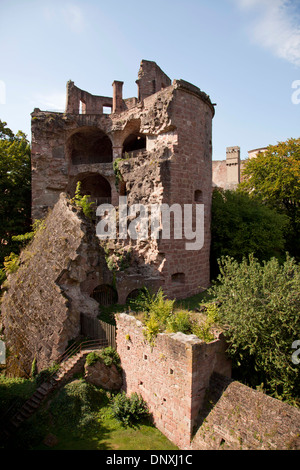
[78,174,111,205]
[194,190,203,203]
[171,273,185,284]
[68,127,113,165]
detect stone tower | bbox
[31,60,215,303]
[226,146,240,188]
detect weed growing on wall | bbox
[129,288,220,346]
[71,181,95,219]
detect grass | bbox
[2,379,177,451]
[0,374,36,416]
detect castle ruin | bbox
[31,60,215,303]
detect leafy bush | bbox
[130,287,217,345]
[166,310,192,334]
[110,391,149,427]
[99,347,121,370]
[71,181,95,219]
[50,379,105,431]
[85,351,100,367]
[3,252,20,275]
[210,188,288,278]
[191,304,219,343]
[86,347,121,371]
[208,254,300,405]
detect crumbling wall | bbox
[31,61,215,302]
[116,313,231,449]
[191,373,300,450]
[1,194,109,376]
[116,313,300,451]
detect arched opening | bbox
[126,288,144,304]
[91,284,118,306]
[74,173,111,207]
[122,133,146,156]
[194,190,203,203]
[171,273,185,285]
[68,127,113,165]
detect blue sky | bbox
[0,0,299,160]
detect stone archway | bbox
[91,284,118,306]
[68,127,113,165]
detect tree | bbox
[208,254,300,405]
[0,120,31,272]
[210,188,288,278]
[239,138,300,260]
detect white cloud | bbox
[43,3,86,34]
[31,91,66,112]
[62,4,86,33]
[233,0,300,66]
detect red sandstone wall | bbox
[116,313,231,449]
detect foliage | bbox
[130,287,217,345]
[3,252,20,275]
[71,181,95,219]
[0,374,36,417]
[129,288,175,345]
[85,351,100,367]
[0,120,31,275]
[191,303,219,343]
[166,310,192,334]
[110,391,149,427]
[86,347,121,371]
[113,158,124,190]
[50,379,105,431]
[239,138,300,261]
[103,244,132,272]
[99,347,121,370]
[35,362,60,387]
[30,357,37,378]
[207,254,300,405]
[210,188,288,278]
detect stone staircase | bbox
[0,340,108,444]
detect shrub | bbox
[71,181,95,219]
[208,254,300,405]
[99,347,121,370]
[85,351,100,367]
[3,252,20,275]
[86,347,121,371]
[210,188,288,278]
[50,379,105,431]
[110,391,149,426]
[166,310,192,334]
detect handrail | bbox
[0,339,108,429]
[55,338,108,366]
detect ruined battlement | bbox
[31,60,214,301]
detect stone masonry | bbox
[31,60,215,302]
[116,312,231,449]
[116,313,300,451]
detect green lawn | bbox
[2,380,177,451]
[35,410,178,451]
